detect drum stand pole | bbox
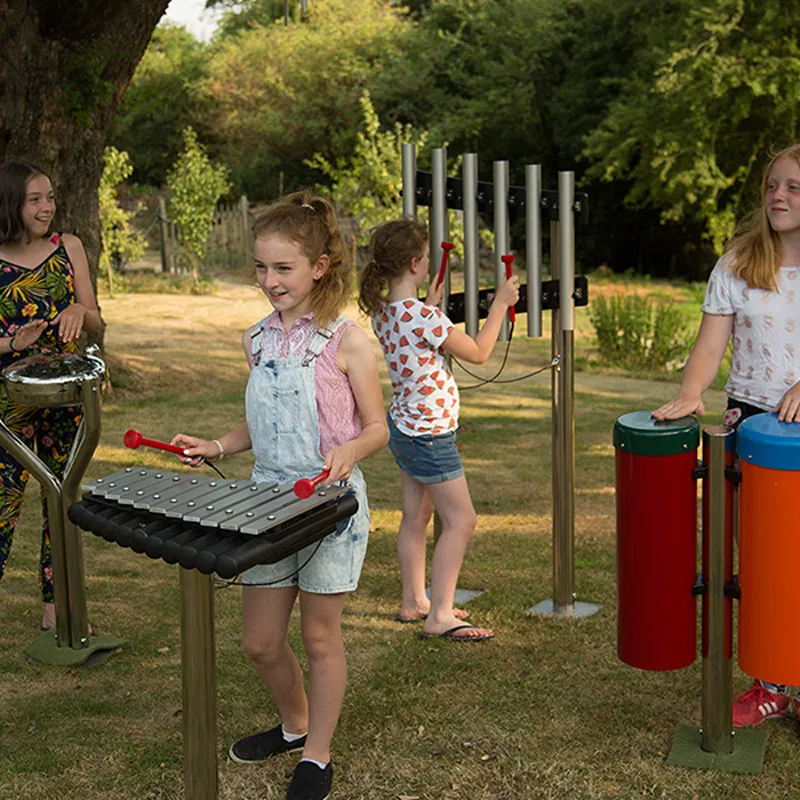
[180,567,218,800]
[668,426,766,772]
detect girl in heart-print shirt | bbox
[359,219,518,642]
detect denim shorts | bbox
[387,413,464,484]
[240,490,369,593]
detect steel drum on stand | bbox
[0,348,123,666]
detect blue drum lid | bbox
[737,412,800,470]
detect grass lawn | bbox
[1,274,797,800]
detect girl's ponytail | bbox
[358,219,428,317]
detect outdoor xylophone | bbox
[67,467,358,578]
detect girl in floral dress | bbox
[0,160,103,631]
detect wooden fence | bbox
[157,196,251,274]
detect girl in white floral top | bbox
[360,219,518,642]
[653,143,800,727]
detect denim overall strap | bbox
[245,317,366,491]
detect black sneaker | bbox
[228,724,307,764]
[286,760,333,800]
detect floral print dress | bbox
[0,234,82,604]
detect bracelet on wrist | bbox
[213,439,224,461]
[8,335,20,354]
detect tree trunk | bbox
[0,0,170,347]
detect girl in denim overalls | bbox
[174,193,387,800]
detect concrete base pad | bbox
[526,598,602,618]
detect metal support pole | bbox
[525,164,543,338]
[701,427,733,754]
[493,160,510,341]
[529,177,600,619]
[667,425,766,772]
[463,153,480,339]
[0,418,74,644]
[401,144,417,221]
[555,171,576,611]
[180,568,218,800]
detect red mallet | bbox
[294,469,331,499]
[123,429,187,456]
[501,254,516,323]
[435,241,455,288]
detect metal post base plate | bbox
[24,630,125,667]
[666,724,767,774]
[426,587,485,605]
[526,598,602,618]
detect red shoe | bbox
[732,681,791,727]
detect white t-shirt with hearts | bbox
[703,255,800,410]
[372,298,459,436]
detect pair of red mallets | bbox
[435,241,516,322]
[123,429,328,499]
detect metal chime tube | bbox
[402,143,417,220]
[431,148,449,285]
[554,171,576,611]
[526,164,543,338]
[550,219,561,610]
[493,160,510,341]
[701,427,734,754]
[463,153,480,339]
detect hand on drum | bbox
[170,434,219,467]
[651,393,704,421]
[775,382,800,423]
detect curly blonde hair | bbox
[252,191,349,328]
[358,219,428,316]
[728,142,800,290]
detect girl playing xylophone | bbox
[653,142,800,727]
[358,219,518,642]
[173,191,387,800]
[0,160,103,633]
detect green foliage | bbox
[581,0,800,252]
[306,90,428,244]
[98,147,146,275]
[112,24,212,186]
[204,0,413,197]
[166,127,232,278]
[589,294,692,373]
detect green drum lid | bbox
[613,410,700,456]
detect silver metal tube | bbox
[701,427,734,754]
[526,164,543,338]
[60,379,103,647]
[558,172,576,331]
[0,419,74,646]
[555,328,575,610]
[549,222,565,609]
[493,160,510,341]
[180,567,218,800]
[401,143,417,220]
[430,148,449,286]
[463,153,480,338]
